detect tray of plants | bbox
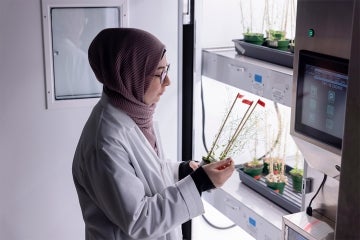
[199,92,301,213]
[236,161,302,214]
[232,39,294,68]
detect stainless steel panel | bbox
[294,0,354,60]
[283,211,334,240]
[305,166,339,223]
[336,0,360,238]
[290,0,355,177]
[203,173,288,240]
[289,0,358,238]
[202,48,293,107]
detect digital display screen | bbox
[295,50,349,149]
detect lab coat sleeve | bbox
[84,140,204,239]
[165,160,181,182]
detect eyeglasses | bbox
[154,64,170,85]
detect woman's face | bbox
[143,55,170,105]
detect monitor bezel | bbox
[294,50,349,150]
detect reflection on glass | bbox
[51,7,119,100]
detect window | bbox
[41,0,128,109]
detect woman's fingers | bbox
[189,160,200,171]
[202,158,235,187]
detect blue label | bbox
[249,217,256,227]
[254,74,262,83]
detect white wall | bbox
[0,0,178,239]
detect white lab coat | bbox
[72,93,204,240]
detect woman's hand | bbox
[189,160,200,171]
[202,158,235,188]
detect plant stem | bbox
[220,99,262,159]
[206,93,242,160]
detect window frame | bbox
[41,0,128,109]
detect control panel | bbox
[202,48,293,107]
[202,171,290,240]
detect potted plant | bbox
[263,0,296,51]
[265,29,290,51]
[243,30,265,45]
[265,173,287,194]
[265,157,288,193]
[243,157,264,180]
[263,157,271,174]
[289,168,303,193]
[263,156,283,175]
[240,0,265,45]
[289,150,303,193]
[289,39,295,53]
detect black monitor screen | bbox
[295,50,349,150]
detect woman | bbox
[72,28,234,240]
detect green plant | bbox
[266,29,289,50]
[243,31,265,45]
[203,94,266,164]
[246,157,263,168]
[267,29,286,40]
[289,168,303,193]
[289,150,303,193]
[291,150,303,174]
[244,157,264,180]
[289,168,303,177]
[265,178,286,193]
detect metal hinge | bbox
[303,177,313,194]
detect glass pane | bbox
[51,7,120,100]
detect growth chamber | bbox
[188,0,359,239]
